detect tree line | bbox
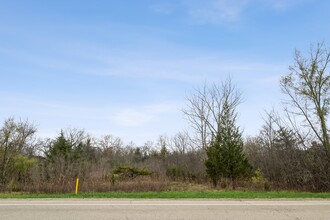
[1,43,330,192]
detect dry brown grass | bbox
[3,176,171,193]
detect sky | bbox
[1,0,330,145]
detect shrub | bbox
[112,166,153,180]
[252,169,270,191]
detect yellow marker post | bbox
[75,178,79,194]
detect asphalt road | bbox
[0,199,329,220]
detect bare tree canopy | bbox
[183,77,242,150]
[280,42,330,158]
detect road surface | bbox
[0,199,329,220]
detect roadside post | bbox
[75,177,79,195]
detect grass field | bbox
[0,191,330,199]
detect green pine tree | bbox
[205,101,251,189]
[47,131,81,162]
[205,142,220,187]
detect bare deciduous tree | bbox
[280,42,330,158]
[183,77,242,150]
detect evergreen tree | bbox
[205,142,220,187]
[47,131,81,162]
[48,131,69,160]
[205,101,251,189]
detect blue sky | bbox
[1,0,330,145]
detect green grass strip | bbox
[0,191,330,199]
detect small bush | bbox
[112,166,153,180]
[251,169,270,191]
[7,180,21,192]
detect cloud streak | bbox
[0,93,183,144]
[111,102,179,127]
[264,0,311,11]
[183,0,249,24]
[1,37,286,85]
[150,3,174,15]
[181,0,310,24]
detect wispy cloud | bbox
[183,0,249,24]
[0,93,183,144]
[181,0,310,24]
[264,0,311,11]
[112,108,154,127]
[150,3,174,15]
[81,54,286,86]
[111,102,179,128]
[2,44,286,86]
